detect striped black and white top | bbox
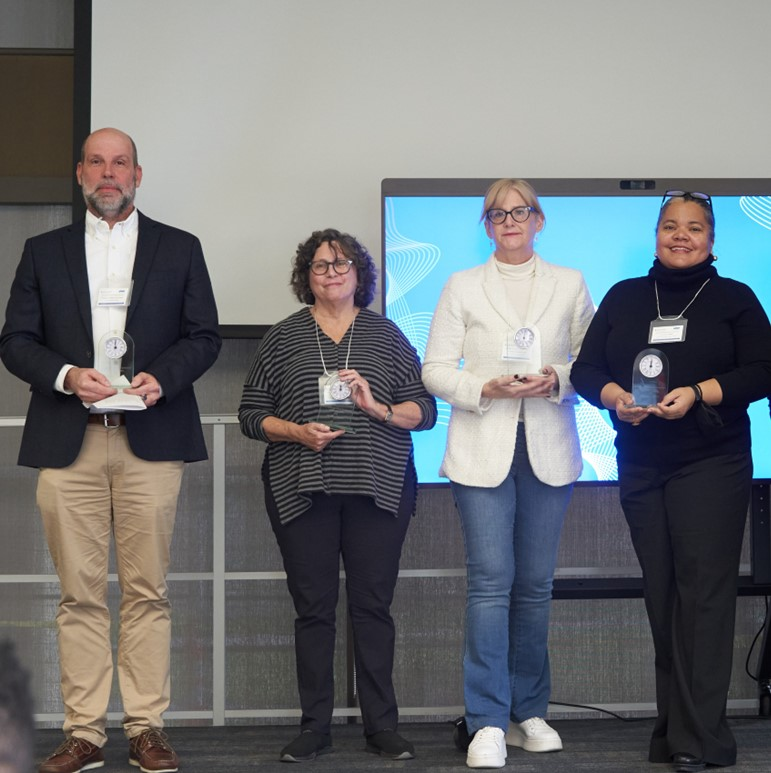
[239,307,437,524]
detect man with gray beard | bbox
[0,128,221,773]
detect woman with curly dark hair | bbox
[239,228,437,763]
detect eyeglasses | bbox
[661,190,713,211]
[485,206,536,225]
[309,258,354,276]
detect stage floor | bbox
[34,717,771,772]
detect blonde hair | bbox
[480,178,544,224]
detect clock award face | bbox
[95,330,135,388]
[105,335,128,359]
[632,348,669,407]
[315,371,356,433]
[328,376,352,401]
[514,327,535,349]
[638,353,663,378]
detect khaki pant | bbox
[37,424,184,746]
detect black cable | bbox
[548,701,651,722]
[448,620,771,740]
[744,595,770,682]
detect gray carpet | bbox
[33,717,771,772]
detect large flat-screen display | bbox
[382,179,771,484]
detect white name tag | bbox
[97,283,133,307]
[649,318,687,344]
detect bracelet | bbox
[689,383,703,403]
[383,404,393,424]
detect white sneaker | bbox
[505,717,562,752]
[466,726,506,769]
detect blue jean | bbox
[452,424,572,734]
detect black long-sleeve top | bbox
[571,258,771,468]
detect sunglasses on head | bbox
[660,190,713,211]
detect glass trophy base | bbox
[631,382,662,408]
[316,406,356,433]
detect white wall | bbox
[91,0,771,325]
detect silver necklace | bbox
[654,278,711,320]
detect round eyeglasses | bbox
[485,206,536,225]
[309,258,354,276]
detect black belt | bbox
[88,413,125,427]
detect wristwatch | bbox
[383,405,393,424]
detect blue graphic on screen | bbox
[384,194,771,483]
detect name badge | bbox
[97,282,133,307]
[503,327,536,361]
[649,318,687,344]
[318,372,353,405]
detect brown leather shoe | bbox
[128,729,179,772]
[38,736,104,773]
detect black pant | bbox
[265,477,415,736]
[619,452,751,767]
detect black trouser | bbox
[265,479,414,736]
[619,452,751,767]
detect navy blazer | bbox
[0,211,221,468]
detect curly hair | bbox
[290,228,378,307]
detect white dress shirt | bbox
[55,209,138,393]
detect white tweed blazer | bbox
[422,254,594,488]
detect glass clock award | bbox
[315,372,356,433]
[632,348,669,407]
[95,330,135,389]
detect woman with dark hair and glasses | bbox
[572,191,771,772]
[422,179,594,769]
[239,228,436,763]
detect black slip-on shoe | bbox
[280,730,333,763]
[365,729,415,760]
